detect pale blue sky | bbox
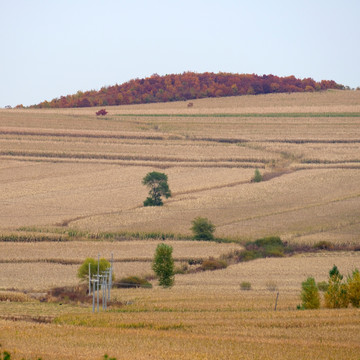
[1,0,359,107]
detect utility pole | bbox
[88,263,91,295]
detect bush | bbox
[253,168,263,182]
[246,236,285,258]
[317,281,329,292]
[77,257,112,281]
[96,108,108,116]
[324,265,349,309]
[152,243,174,288]
[313,241,334,250]
[191,217,215,240]
[200,258,227,271]
[240,281,252,291]
[347,269,360,308]
[301,277,320,309]
[237,250,260,262]
[115,276,152,289]
[174,263,188,274]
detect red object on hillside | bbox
[96,109,108,116]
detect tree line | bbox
[28,72,343,109]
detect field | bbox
[1,90,360,359]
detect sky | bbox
[1,0,360,108]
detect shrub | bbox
[247,236,285,258]
[313,241,334,250]
[48,284,89,304]
[237,250,260,262]
[301,277,320,309]
[115,276,152,289]
[253,168,263,182]
[188,258,202,266]
[347,269,360,308]
[324,265,349,309]
[317,281,329,292]
[200,258,227,271]
[77,257,112,281]
[152,243,174,288]
[191,217,215,240]
[174,263,188,274]
[96,108,108,116]
[240,281,252,291]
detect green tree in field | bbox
[324,265,349,308]
[253,168,263,182]
[78,257,112,281]
[191,216,216,241]
[142,171,171,206]
[347,269,360,308]
[152,243,174,287]
[301,277,320,309]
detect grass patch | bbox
[54,314,186,331]
[0,234,67,242]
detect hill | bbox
[29,72,343,108]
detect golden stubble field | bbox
[1,90,360,359]
[0,90,360,242]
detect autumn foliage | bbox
[30,72,343,109]
[96,109,108,116]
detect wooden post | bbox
[274,292,279,311]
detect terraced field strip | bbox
[115,112,360,117]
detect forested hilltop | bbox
[30,72,343,109]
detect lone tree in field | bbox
[142,171,171,206]
[253,168,263,182]
[191,216,216,241]
[77,257,112,281]
[152,243,174,287]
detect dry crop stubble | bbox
[0,240,243,291]
[1,91,360,240]
[72,168,360,240]
[175,252,360,292]
[0,240,242,262]
[1,288,360,359]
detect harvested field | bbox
[0,240,242,262]
[0,240,243,291]
[1,251,360,359]
[2,87,360,360]
[1,90,360,244]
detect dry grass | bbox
[1,254,360,360]
[1,91,360,360]
[0,91,359,245]
[0,240,242,262]
[0,240,242,291]
[1,251,360,359]
[2,308,359,360]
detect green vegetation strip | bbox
[116,112,360,118]
[54,315,186,330]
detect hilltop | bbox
[29,72,343,109]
